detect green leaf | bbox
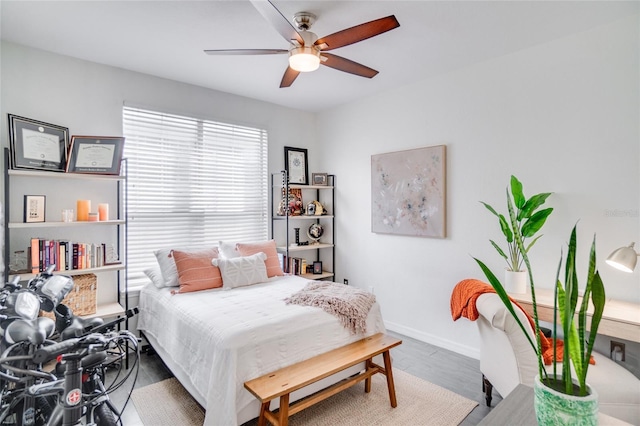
[480,201,500,217]
[498,214,513,242]
[490,240,508,261]
[510,176,525,209]
[520,192,552,219]
[524,234,543,253]
[521,208,553,237]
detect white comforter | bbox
[137,275,386,426]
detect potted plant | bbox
[480,175,553,293]
[474,177,606,425]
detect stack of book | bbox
[28,237,119,273]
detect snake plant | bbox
[475,179,606,396]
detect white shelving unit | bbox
[3,148,128,319]
[271,171,335,280]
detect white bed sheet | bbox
[137,275,386,426]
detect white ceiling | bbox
[1,1,638,113]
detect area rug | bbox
[131,369,478,425]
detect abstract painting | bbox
[371,145,446,238]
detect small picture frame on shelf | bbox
[284,146,308,185]
[8,114,69,172]
[66,136,125,175]
[313,261,323,275]
[312,173,328,186]
[24,195,46,223]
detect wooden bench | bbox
[244,333,402,426]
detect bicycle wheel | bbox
[93,403,117,426]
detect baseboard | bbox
[385,320,480,360]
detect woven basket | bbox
[40,273,97,319]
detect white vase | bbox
[504,269,527,294]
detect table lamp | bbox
[606,242,639,273]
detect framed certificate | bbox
[8,114,69,172]
[284,146,308,185]
[66,136,125,175]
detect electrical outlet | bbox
[343,279,349,285]
[610,340,626,362]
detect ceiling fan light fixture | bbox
[288,46,320,72]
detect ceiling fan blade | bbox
[315,15,400,51]
[280,66,300,88]
[204,49,288,56]
[250,0,304,46]
[320,53,378,78]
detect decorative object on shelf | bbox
[88,212,99,222]
[371,145,447,238]
[480,175,553,294]
[23,195,46,223]
[312,173,328,186]
[313,261,323,274]
[475,222,606,425]
[8,114,69,172]
[76,200,91,221]
[9,250,28,274]
[284,146,308,185]
[307,223,324,244]
[277,187,304,216]
[98,203,109,221]
[61,209,74,223]
[66,135,125,175]
[305,200,325,216]
[294,228,300,246]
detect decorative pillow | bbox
[172,248,223,293]
[212,252,269,289]
[218,241,240,259]
[153,248,181,287]
[236,240,284,278]
[144,266,164,289]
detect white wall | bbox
[317,15,639,361]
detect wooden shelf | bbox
[299,271,334,280]
[9,263,125,280]
[278,243,334,252]
[84,302,125,319]
[8,220,125,229]
[272,215,334,221]
[8,169,124,181]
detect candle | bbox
[88,212,99,222]
[77,200,91,221]
[98,203,109,221]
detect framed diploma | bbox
[24,195,46,223]
[66,136,125,175]
[284,146,309,185]
[8,114,69,172]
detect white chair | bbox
[476,293,640,424]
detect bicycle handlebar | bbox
[32,338,81,364]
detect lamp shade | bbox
[288,46,320,72]
[606,243,638,273]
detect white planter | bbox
[504,269,527,294]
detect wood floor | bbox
[108,330,502,425]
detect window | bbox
[122,106,268,289]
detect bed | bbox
[137,273,386,425]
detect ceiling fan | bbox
[204,0,400,88]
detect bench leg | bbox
[365,358,373,393]
[278,393,290,426]
[382,350,398,408]
[258,402,269,426]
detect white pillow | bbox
[153,249,180,287]
[144,266,164,289]
[212,252,268,289]
[218,241,240,259]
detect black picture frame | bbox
[66,136,125,175]
[313,261,323,275]
[284,146,309,185]
[8,114,69,172]
[23,195,46,223]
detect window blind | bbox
[122,106,268,289]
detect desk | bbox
[477,384,629,426]
[509,288,640,343]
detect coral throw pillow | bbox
[236,240,284,278]
[172,248,222,293]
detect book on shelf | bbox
[27,238,115,273]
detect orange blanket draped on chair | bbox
[451,278,594,365]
